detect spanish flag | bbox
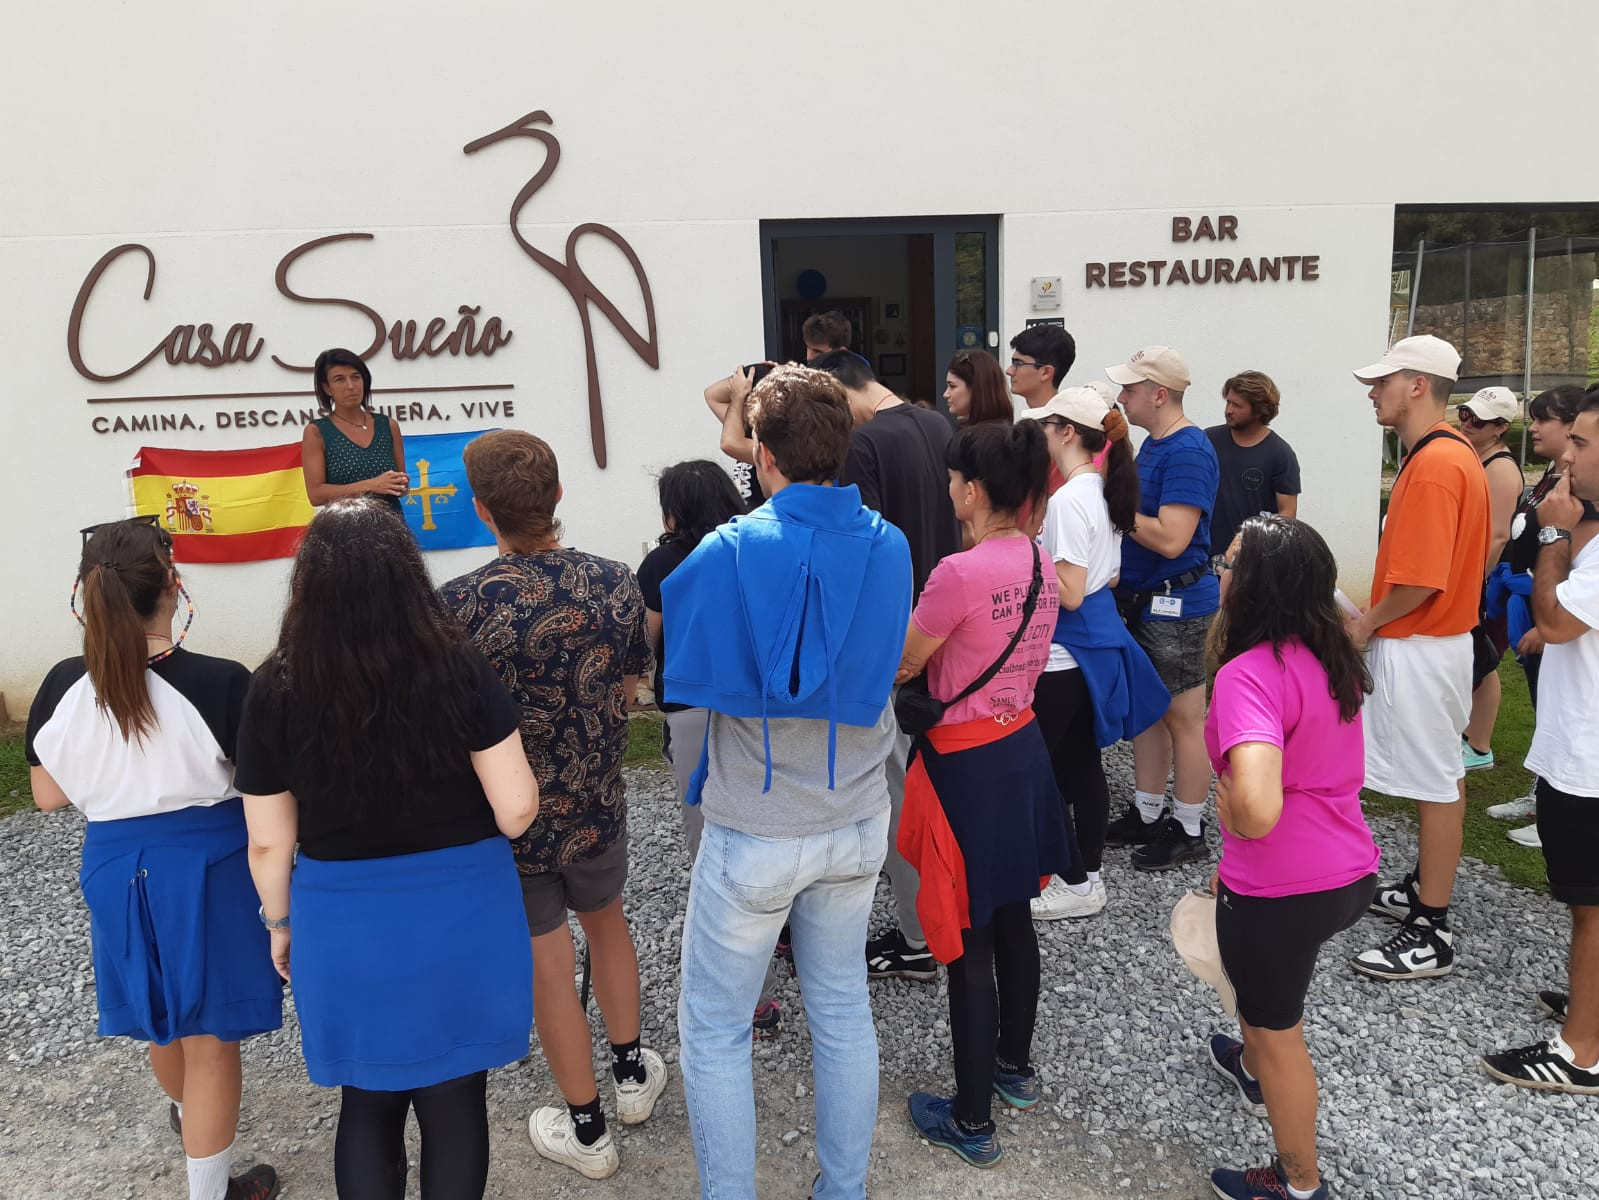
[129,443,312,563]
[128,432,501,563]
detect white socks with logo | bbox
[1134,790,1165,823]
[186,1142,232,1200]
[1174,800,1206,838]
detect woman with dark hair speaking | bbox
[896,421,1076,1168]
[235,499,538,1200]
[1201,515,1379,1200]
[944,350,1014,427]
[301,348,410,512]
[26,516,282,1200]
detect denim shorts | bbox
[1131,612,1213,695]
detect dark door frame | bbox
[758,216,1002,385]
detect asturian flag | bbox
[128,430,501,562]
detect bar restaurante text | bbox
[1084,215,1321,289]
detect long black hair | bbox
[1210,515,1370,722]
[249,498,478,811]
[657,460,745,546]
[945,420,1048,517]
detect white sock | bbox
[175,1101,184,1119]
[186,1142,232,1200]
[1287,1181,1320,1200]
[1065,881,1093,896]
[1134,790,1165,822]
[1174,800,1206,837]
[1086,870,1101,884]
[903,934,927,951]
[1553,1031,1598,1071]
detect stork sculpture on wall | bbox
[465,111,660,469]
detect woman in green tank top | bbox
[301,348,409,515]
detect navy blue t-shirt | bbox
[1120,424,1220,621]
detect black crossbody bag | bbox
[895,541,1044,736]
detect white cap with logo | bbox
[1461,386,1520,424]
[1015,385,1113,429]
[1352,334,1461,384]
[1106,345,1192,392]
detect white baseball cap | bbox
[1460,386,1520,424]
[1170,891,1236,1017]
[1015,385,1112,429]
[1352,334,1461,384]
[1106,345,1192,392]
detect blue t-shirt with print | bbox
[1120,424,1220,621]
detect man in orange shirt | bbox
[1345,335,1489,981]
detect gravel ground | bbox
[1,746,1591,1199]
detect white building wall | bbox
[4,0,1597,708]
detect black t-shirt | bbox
[232,648,519,861]
[637,537,696,712]
[1205,426,1302,555]
[839,404,961,600]
[1505,466,1599,575]
[728,458,766,512]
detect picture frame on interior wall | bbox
[883,301,903,320]
[878,353,907,376]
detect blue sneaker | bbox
[907,1092,1001,1168]
[1211,1159,1327,1199]
[992,1065,1041,1109]
[1462,741,1494,771]
[1207,1034,1267,1117]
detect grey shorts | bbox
[1132,612,1213,696]
[520,834,629,937]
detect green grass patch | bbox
[1361,657,1547,891]
[0,733,33,817]
[624,710,667,772]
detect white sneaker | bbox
[1031,877,1107,921]
[1486,794,1537,820]
[1508,823,1542,848]
[528,1106,619,1180]
[614,1046,668,1125]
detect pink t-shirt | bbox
[1205,639,1380,898]
[912,535,1059,726]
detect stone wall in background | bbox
[1412,259,1597,385]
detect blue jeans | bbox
[679,810,889,1200]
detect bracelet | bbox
[258,905,290,930]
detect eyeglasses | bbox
[80,513,171,551]
[1010,357,1042,370]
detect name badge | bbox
[1151,594,1183,618]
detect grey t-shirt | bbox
[698,702,896,837]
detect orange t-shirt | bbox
[1370,422,1491,639]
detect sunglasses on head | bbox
[80,513,172,551]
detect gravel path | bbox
[1,747,1590,1199]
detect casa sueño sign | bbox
[1085,214,1320,289]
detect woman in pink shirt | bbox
[1202,515,1379,1200]
[895,422,1077,1169]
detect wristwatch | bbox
[1538,525,1573,546]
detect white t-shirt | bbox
[1525,537,1599,796]
[1037,472,1122,672]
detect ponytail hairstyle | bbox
[945,420,1049,519]
[1060,406,1139,534]
[77,519,175,743]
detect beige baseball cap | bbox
[1352,334,1461,384]
[1461,386,1520,424]
[1170,890,1237,1017]
[1106,345,1192,392]
[1015,385,1112,428]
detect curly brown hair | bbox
[748,365,853,484]
[463,430,562,552]
[1222,370,1281,425]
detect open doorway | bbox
[760,216,1001,411]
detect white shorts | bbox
[1362,633,1472,804]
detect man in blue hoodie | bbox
[663,364,911,1200]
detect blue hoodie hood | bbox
[661,482,911,797]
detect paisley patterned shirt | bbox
[441,549,651,872]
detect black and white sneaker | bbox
[866,929,937,981]
[1368,872,1418,922]
[1130,817,1209,872]
[1349,914,1454,980]
[1104,804,1163,848]
[1538,990,1570,1022]
[1481,1037,1599,1095]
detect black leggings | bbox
[333,1071,489,1200]
[946,901,1039,1128]
[1033,667,1110,875]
